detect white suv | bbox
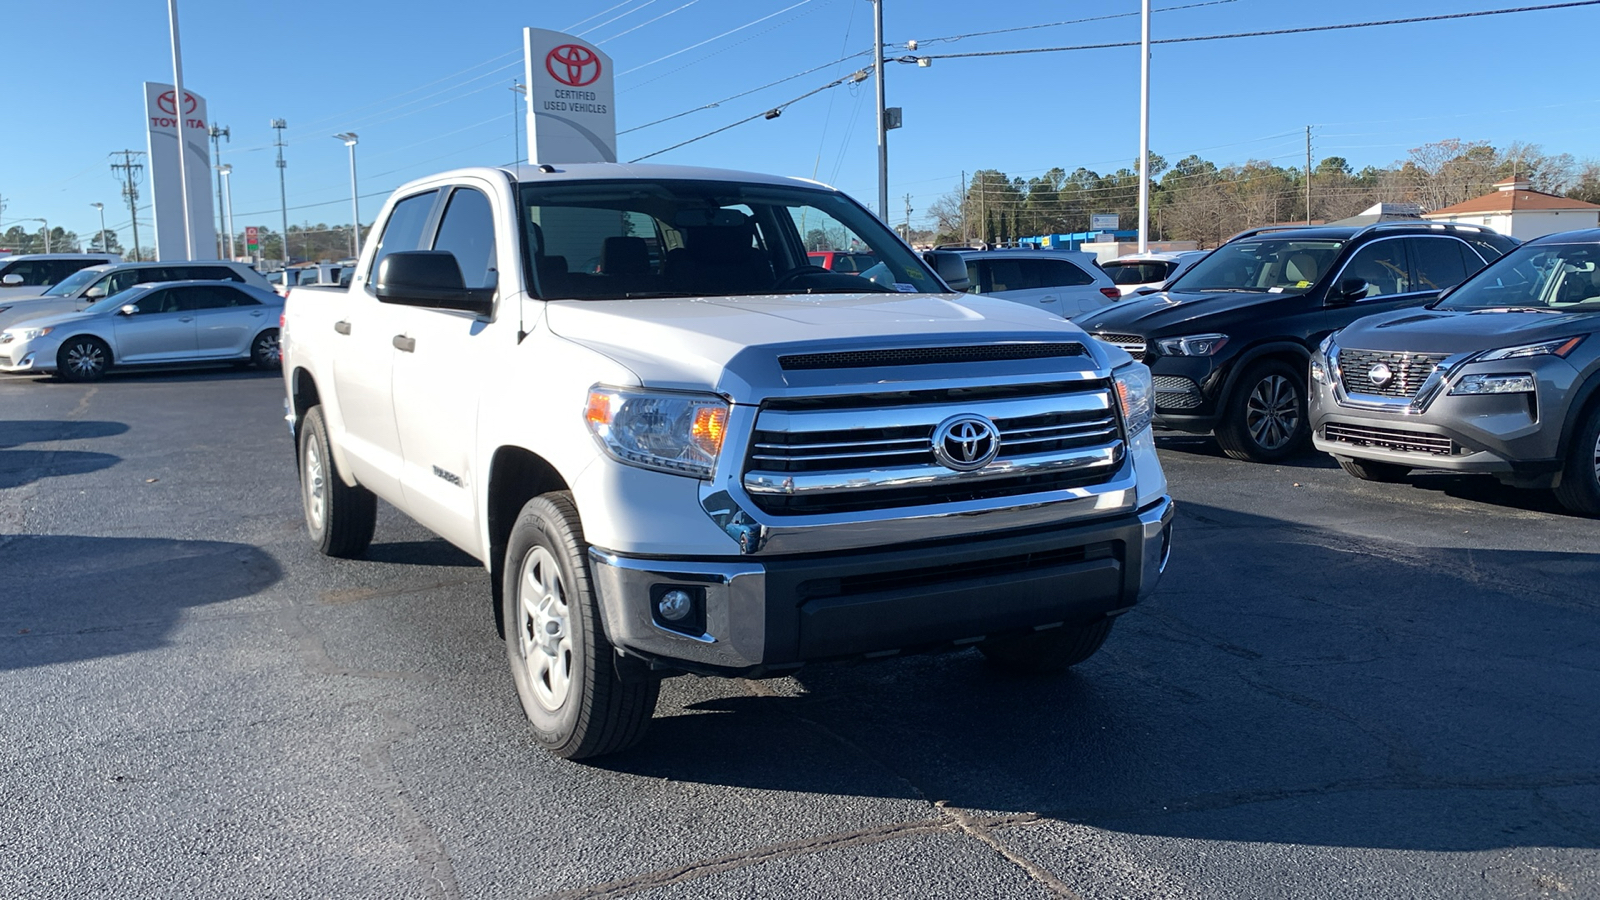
[952,248,1120,319]
[0,253,122,298]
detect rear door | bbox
[1034,257,1109,318]
[190,284,269,356]
[110,287,198,362]
[982,258,1062,315]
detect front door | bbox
[110,287,197,362]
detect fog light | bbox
[657,589,694,621]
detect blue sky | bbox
[4,0,1598,250]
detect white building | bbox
[1422,178,1600,240]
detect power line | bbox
[909,0,1235,46]
[630,68,870,162]
[618,0,825,77]
[911,1,1600,62]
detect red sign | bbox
[156,91,199,116]
[245,226,260,253]
[546,44,601,87]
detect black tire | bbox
[56,335,111,382]
[1553,404,1600,517]
[978,618,1115,674]
[297,406,377,558]
[1335,455,1411,483]
[251,329,281,370]
[1214,360,1309,462]
[502,492,658,760]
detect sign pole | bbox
[168,0,194,260]
[871,0,888,222]
[1136,0,1151,253]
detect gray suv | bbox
[1311,229,1600,515]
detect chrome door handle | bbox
[179,316,194,322]
[333,320,351,335]
[392,334,416,353]
[250,310,264,317]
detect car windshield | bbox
[1170,238,1343,294]
[41,268,102,297]
[1104,261,1173,285]
[80,285,150,315]
[518,179,935,300]
[1437,242,1600,312]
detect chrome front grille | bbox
[1094,333,1146,361]
[744,383,1125,515]
[1336,349,1449,398]
[1322,423,1456,456]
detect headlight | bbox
[584,387,729,478]
[8,326,52,341]
[1114,364,1154,436]
[1450,374,1537,395]
[1310,358,1328,384]
[1155,333,1228,356]
[1476,336,1584,361]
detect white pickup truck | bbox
[281,162,1174,759]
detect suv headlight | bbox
[1476,336,1584,361]
[584,387,729,478]
[1114,364,1154,436]
[1155,333,1228,356]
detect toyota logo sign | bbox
[156,91,198,116]
[931,414,1001,472]
[546,44,602,87]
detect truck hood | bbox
[1334,306,1600,355]
[544,291,1118,399]
[1077,288,1293,336]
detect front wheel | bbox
[56,336,111,382]
[503,492,658,759]
[1553,404,1600,517]
[298,406,377,557]
[1335,456,1411,483]
[978,619,1115,674]
[1215,360,1309,462]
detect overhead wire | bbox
[618,0,823,76]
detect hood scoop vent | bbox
[779,342,1086,371]
[1378,313,1447,328]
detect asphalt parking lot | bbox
[2,367,1597,899]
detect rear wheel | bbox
[1335,456,1412,483]
[251,329,281,369]
[298,406,377,557]
[1553,405,1600,517]
[503,492,658,759]
[978,619,1115,674]
[56,336,111,382]
[1215,360,1309,462]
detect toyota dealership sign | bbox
[523,28,617,164]
[143,81,217,261]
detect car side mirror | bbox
[119,304,139,316]
[374,251,494,316]
[922,250,970,292]
[1327,277,1369,307]
[1,274,23,287]
[86,286,106,299]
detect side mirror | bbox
[119,304,139,316]
[922,250,970,292]
[1,274,23,287]
[86,286,107,299]
[374,251,494,316]
[1327,278,1369,307]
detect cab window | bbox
[368,191,440,283]
[432,187,498,290]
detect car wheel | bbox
[251,329,281,369]
[1335,456,1411,483]
[1553,404,1600,517]
[1215,360,1309,462]
[298,406,376,558]
[503,491,658,759]
[978,618,1115,674]
[56,336,111,383]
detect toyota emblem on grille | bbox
[1368,362,1394,388]
[932,414,1001,472]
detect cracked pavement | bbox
[1,369,1597,898]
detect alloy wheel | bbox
[1245,374,1300,451]
[304,441,326,532]
[65,342,106,378]
[517,546,574,712]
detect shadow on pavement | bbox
[0,418,127,488]
[1154,432,1339,469]
[363,539,479,568]
[593,501,1600,853]
[0,420,129,449]
[0,534,281,670]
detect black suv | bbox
[1077,222,1519,461]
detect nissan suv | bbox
[1312,230,1600,515]
[1077,222,1517,461]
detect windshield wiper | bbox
[1195,287,1269,293]
[1464,306,1565,314]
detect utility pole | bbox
[959,171,967,244]
[111,150,145,261]
[208,124,229,258]
[1305,124,1313,225]
[1136,0,1151,253]
[902,193,913,242]
[869,0,888,221]
[272,119,290,268]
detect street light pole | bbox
[869,0,888,221]
[333,133,360,259]
[18,218,50,253]
[90,203,107,253]
[510,82,526,165]
[1137,0,1151,253]
[217,164,236,259]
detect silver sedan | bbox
[0,280,284,381]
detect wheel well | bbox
[1219,344,1310,402]
[291,368,320,429]
[58,334,113,364]
[1556,369,1600,461]
[486,446,569,637]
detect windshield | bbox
[1104,261,1174,285]
[518,179,937,300]
[1438,242,1600,312]
[1171,239,1343,294]
[41,268,102,297]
